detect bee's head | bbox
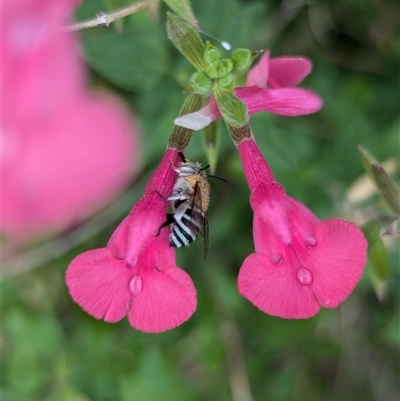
[175,162,203,177]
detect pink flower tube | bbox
[1,0,141,240]
[175,51,323,130]
[236,137,368,318]
[66,149,197,333]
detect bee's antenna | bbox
[201,165,227,183]
[207,175,228,183]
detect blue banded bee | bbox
[159,153,225,259]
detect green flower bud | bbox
[204,42,221,64]
[221,59,234,75]
[217,74,235,90]
[189,71,214,94]
[205,62,220,79]
[231,48,252,75]
[205,58,233,80]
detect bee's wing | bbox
[203,215,209,260]
[192,182,209,260]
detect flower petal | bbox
[235,87,323,116]
[143,148,179,197]
[107,215,130,259]
[124,193,168,267]
[123,149,179,266]
[237,139,279,190]
[126,230,195,333]
[268,57,312,88]
[174,101,217,130]
[2,94,140,240]
[128,265,197,333]
[238,253,320,318]
[253,214,286,263]
[246,50,270,88]
[285,196,320,243]
[302,219,368,308]
[66,248,131,322]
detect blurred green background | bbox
[3,0,399,400]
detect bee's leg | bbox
[178,152,187,162]
[170,153,187,173]
[167,192,191,202]
[155,213,175,236]
[170,160,181,173]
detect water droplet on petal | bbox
[296,267,313,285]
[272,255,282,264]
[128,275,143,296]
[307,237,317,247]
[324,299,332,306]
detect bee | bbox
[158,153,226,259]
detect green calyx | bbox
[168,93,203,151]
[164,0,199,30]
[166,13,207,71]
[214,86,248,128]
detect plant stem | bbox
[64,1,148,32]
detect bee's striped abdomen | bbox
[169,207,204,248]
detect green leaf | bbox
[363,221,390,281]
[371,163,400,214]
[358,145,400,214]
[363,220,390,301]
[358,145,376,179]
[82,13,167,92]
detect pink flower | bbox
[66,149,197,333]
[1,0,141,240]
[236,137,368,319]
[174,51,323,130]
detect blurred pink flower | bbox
[236,137,368,319]
[1,0,141,240]
[174,51,323,130]
[66,149,197,333]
